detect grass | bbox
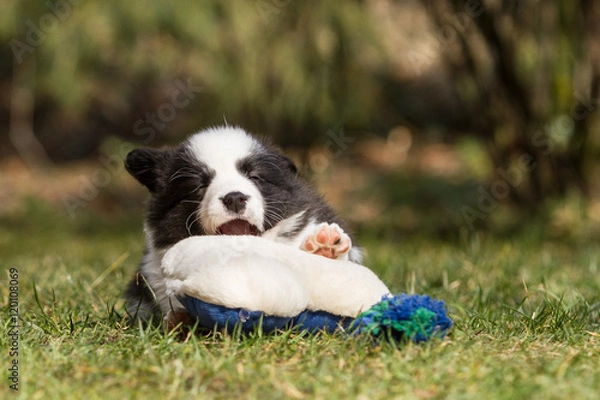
[1,199,600,399]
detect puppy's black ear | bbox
[125,148,171,193]
[280,154,298,175]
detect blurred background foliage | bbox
[1,0,599,237]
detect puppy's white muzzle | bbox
[200,175,264,234]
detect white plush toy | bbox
[163,235,390,318]
[162,235,453,341]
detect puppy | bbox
[124,126,361,322]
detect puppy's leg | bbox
[301,222,352,261]
[164,310,195,332]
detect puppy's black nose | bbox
[221,191,249,213]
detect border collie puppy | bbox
[124,126,361,321]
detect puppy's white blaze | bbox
[187,127,265,232]
[187,127,257,173]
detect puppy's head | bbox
[125,127,297,249]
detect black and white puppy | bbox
[124,126,361,321]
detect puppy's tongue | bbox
[217,219,259,236]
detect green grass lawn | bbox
[1,200,599,399]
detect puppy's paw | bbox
[301,222,351,260]
[164,310,194,332]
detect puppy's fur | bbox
[124,126,360,320]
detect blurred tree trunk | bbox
[423,0,599,208]
[9,56,53,169]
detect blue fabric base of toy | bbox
[178,295,351,334]
[178,293,453,343]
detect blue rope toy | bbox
[353,294,453,342]
[164,236,453,344]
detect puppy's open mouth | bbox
[216,219,260,236]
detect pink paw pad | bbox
[302,223,351,260]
